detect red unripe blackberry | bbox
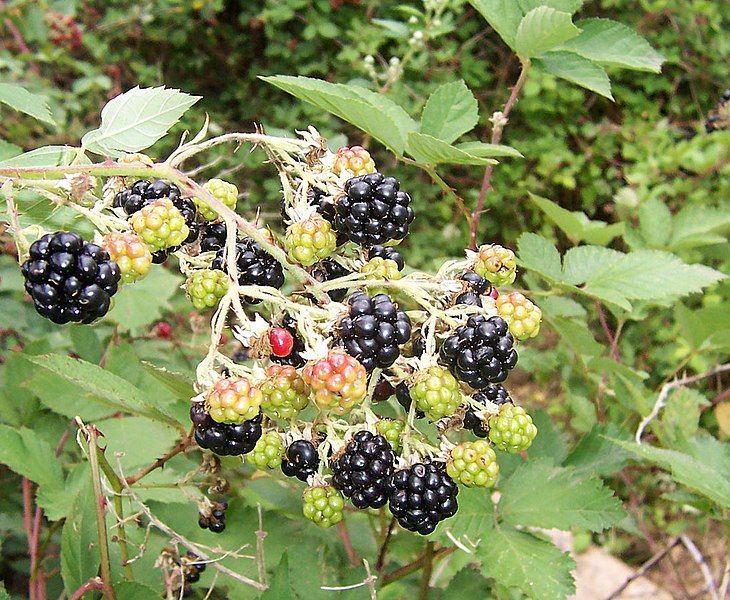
[269,327,295,357]
[281,439,320,482]
[212,237,284,304]
[21,231,121,324]
[335,173,414,246]
[331,430,396,509]
[155,321,173,339]
[190,404,262,456]
[270,315,306,367]
[440,315,518,388]
[387,461,459,535]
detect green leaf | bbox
[60,479,100,594]
[0,139,22,161]
[438,486,494,540]
[467,0,523,49]
[529,193,623,244]
[456,141,523,158]
[669,205,730,251]
[0,83,55,125]
[105,266,180,331]
[499,459,626,531]
[406,132,498,166]
[372,18,410,39]
[261,552,294,600]
[477,527,576,599]
[261,76,417,155]
[81,86,201,157]
[638,197,672,248]
[561,245,623,285]
[614,436,730,508]
[420,80,478,144]
[518,0,584,13]
[659,388,708,446]
[115,582,162,600]
[516,233,563,282]
[559,18,664,73]
[444,568,492,596]
[514,7,581,59]
[547,315,603,357]
[141,362,195,401]
[535,51,613,99]
[98,416,180,470]
[0,145,86,167]
[564,424,631,475]
[23,354,182,429]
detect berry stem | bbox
[336,520,360,567]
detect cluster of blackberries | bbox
[199,222,227,253]
[113,179,198,261]
[463,383,513,437]
[338,292,411,371]
[331,431,395,509]
[21,231,121,324]
[311,258,351,302]
[281,439,320,481]
[335,173,414,246]
[180,551,206,585]
[190,405,262,456]
[198,500,227,534]
[440,315,518,388]
[212,237,284,303]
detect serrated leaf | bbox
[262,76,417,154]
[516,232,563,282]
[438,487,494,540]
[141,362,195,400]
[518,0,584,13]
[669,205,730,251]
[106,265,180,331]
[456,141,523,158]
[0,83,55,125]
[659,388,708,446]
[60,479,100,594]
[514,7,581,59]
[407,132,498,166]
[81,86,200,157]
[116,582,162,600]
[98,416,179,470]
[529,193,622,244]
[23,354,182,429]
[559,18,664,73]
[420,80,478,143]
[548,315,603,357]
[444,568,492,596]
[0,145,86,167]
[561,245,623,285]
[638,197,672,247]
[535,51,613,99]
[499,459,626,531]
[260,552,294,600]
[477,527,576,599]
[468,0,523,49]
[564,424,631,475]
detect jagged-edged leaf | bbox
[456,141,523,158]
[535,51,613,99]
[0,83,55,125]
[261,76,417,154]
[518,0,584,13]
[420,80,478,143]
[406,132,498,165]
[561,245,622,285]
[0,145,87,167]
[529,193,623,244]
[559,18,664,72]
[516,232,563,282]
[564,423,632,475]
[514,7,581,59]
[499,459,626,531]
[468,0,523,49]
[669,205,730,251]
[81,86,200,157]
[141,362,195,400]
[438,487,494,540]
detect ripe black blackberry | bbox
[454,271,491,306]
[113,179,199,244]
[270,314,306,367]
[281,439,320,481]
[331,430,395,509]
[463,384,513,437]
[21,231,121,324]
[211,237,285,303]
[199,222,227,253]
[190,404,262,456]
[181,551,206,584]
[440,315,517,388]
[338,292,411,371]
[311,258,351,302]
[395,382,424,418]
[335,173,414,246]
[387,461,459,535]
[369,245,404,270]
[198,500,228,533]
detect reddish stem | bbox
[0,1,41,77]
[336,519,360,567]
[124,431,193,485]
[68,578,105,600]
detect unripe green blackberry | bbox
[302,485,344,528]
[248,431,285,470]
[446,440,499,487]
[205,377,263,424]
[488,405,537,453]
[260,364,310,420]
[376,418,405,453]
[195,179,238,221]
[101,231,152,284]
[474,244,517,286]
[410,366,461,421]
[496,292,542,340]
[130,198,189,253]
[285,214,337,266]
[360,257,402,281]
[186,269,229,310]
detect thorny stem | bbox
[125,430,194,485]
[68,578,105,600]
[469,60,531,250]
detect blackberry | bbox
[281,439,320,482]
[387,461,458,535]
[395,383,424,419]
[270,315,306,367]
[113,179,199,244]
[338,292,411,372]
[335,173,414,246]
[191,404,262,456]
[463,384,513,437]
[198,500,228,533]
[21,231,121,324]
[372,376,395,402]
[212,237,285,304]
[331,430,395,509]
[369,245,404,270]
[307,187,337,224]
[440,315,518,388]
[181,552,206,584]
[454,271,491,306]
[311,258,351,302]
[199,222,227,253]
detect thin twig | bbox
[680,535,719,600]
[606,537,680,599]
[375,517,396,572]
[336,519,360,567]
[255,505,267,587]
[125,432,194,485]
[68,578,105,600]
[381,547,455,587]
[635,363,730,443]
